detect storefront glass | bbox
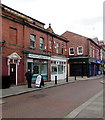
[28,62,48,81]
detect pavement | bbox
[0,75,105,119]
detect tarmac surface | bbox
[0,75,105,119]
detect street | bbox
[2,78,103,118]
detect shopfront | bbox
[51,56,67,81]
[89,58,102,76]
[26,53,51,81]
[69,58,89,77]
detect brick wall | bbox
[62,31,88,57]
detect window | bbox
[90,46,93,57]
[49,41,52,49]
[33,63,47,74]
[40,64,47,74]
[56,43,60,54]
[30,34,36,48]
[62,45,65,54]
[93,47,95,57]
[40,37,44,50]
[51,66,57,74]
[58,65,63,74]
[69,47,74,55]
[77,46,83,55]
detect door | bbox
[90,64,94,76]
[10,64,16,85]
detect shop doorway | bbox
[10,64,16,85]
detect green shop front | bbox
[23,51,51,82]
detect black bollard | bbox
[55,76,57,84]
[75,76,76,80]
[66,75,68,82]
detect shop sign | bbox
[96,60,101,64]
[28,54,51,60]
[35,75,41,87]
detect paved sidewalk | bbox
[65,90,104,119]
[0,75,103,98]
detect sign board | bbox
[35,75,41,87]
[28,54,51,60]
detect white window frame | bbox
[77,46,83,55]
[30,34,36,49]
[69,47,74,55]
[56,43,60,54]
[40,37,44,50]
[49,41,52,50]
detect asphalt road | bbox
[2,78,103,118]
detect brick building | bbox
[1,4,68,86]
[98,40,105,73]
[62,31,102,77]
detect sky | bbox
[1,0,104,41]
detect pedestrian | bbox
[25,69,32,88]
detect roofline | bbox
[1,4,45,25]
[62,31,88,39]
[1,4,68,42]
[87,38,101,48]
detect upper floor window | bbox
[90,46,93,57]
[30,34,36,48]
[77,46,83,55]
[93,47,95,57]
[69,47,74,55]
[96,49,100,59]
[40,37,44,50]
[56,43,60,54]
[62,45,65,54]
[49,41,53,50]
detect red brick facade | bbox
[62,31,102,77]
[1,4,68,86]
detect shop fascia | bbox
[27,54,51,60]
[27,54,68,62]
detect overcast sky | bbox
[1,0,104,40]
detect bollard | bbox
[75,76,76,80]
[55,76,57,84]
[66,75,68,82]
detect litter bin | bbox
[2,75,10,89]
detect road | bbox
[2,78,103,118]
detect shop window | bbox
[58,65,63,74]
[33,65,39,74]
[40,64,47,74]
[69,47,74,55]
[30,34,36,49]
[33,63,47,75]
[51,66,57,74]
[40,37,44,50]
